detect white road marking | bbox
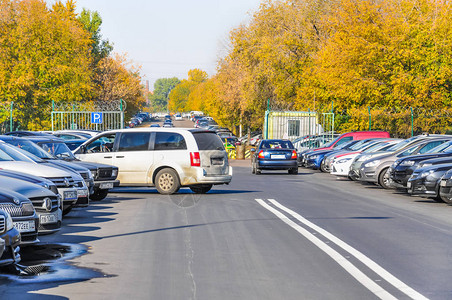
[267,199,427,300]
[256,199,427,300]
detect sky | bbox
[48,0,263,90]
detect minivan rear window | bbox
[193,132,225,150]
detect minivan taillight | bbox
[291,150,297,159]
[190,152,201,167]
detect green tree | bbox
[150,77,180,111]
[0,0,93,130]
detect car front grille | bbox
[48,177,75,188]
[0,215,5,233]
[30,196,59,212]
[0,204,33,217]
[98,169,112,178]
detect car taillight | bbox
[258,150,265,159]
[291,150,297,159]
[190,152,201,167]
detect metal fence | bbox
[51,100,125,131]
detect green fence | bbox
[51,100,125,131]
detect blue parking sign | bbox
[91,112,103,124]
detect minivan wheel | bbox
[378,168,391,189]
[190,184,213,194]
[155,168,180,195]
[90,189,109,201]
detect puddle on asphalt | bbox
[0,243,113,284]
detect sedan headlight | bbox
[91,170,97,179]
[364,160,380,168]
[112,169,118,177]
[400,160,415,166]
[421,170,435,178]
[5,213,13,231]
[310,155,319,160]
[22,202,35,215]
[358,155,371,162]
[337,157,352,164]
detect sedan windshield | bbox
[39,142,76,159]
[4,139,54,159]
[0,144,43,162]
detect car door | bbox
[112,131,152,185]
[75,133,116,166]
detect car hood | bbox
[0,187,30,205]
[0,161,76,178]
[419,156,452,167]
[413,163,452,174]
[44,160,90,173]
[68,160,117,171]
[0,169,54,186]
[0,176,55,199]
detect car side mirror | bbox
[250,148,256,153]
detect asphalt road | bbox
[1,158,451,300]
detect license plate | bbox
[40,213,57,224]
[14,220,35,233]
[441,180,447,187]
[271,155,286,159]
[99,182,114,189]
[407,182,411,188]
[77,188,89,197]
[64,190,78,200]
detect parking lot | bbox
[0,156,450,299]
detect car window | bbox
[118,132,151,152]
[154,132,187,150]
[334,136,353,147]
[419,140,446,154]
[425,141,452,153]
[398,144,419,157]
[6,139,54,159]
[193,132,224,150]
[260,140,294,149]
[40,142,76,159]
[86,133,116,153]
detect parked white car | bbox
[73,128,233,194]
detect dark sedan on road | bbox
[251,139,298,174]
[389,140,452,188]
[439,168,452,204]
[407,163,452,201]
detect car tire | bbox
[320,161,328,173]
[189,184,213,194]
[62,206,72,216]
[288,168,298,174]
[441,195,452,205]
[378,168,391,189]
[432,195,445,203]
[90,189,109,201]
[155,168,180,195]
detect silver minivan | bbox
[73,128,233,194]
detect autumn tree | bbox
[168,69,208,112]
[0,0,93,130]
[95,53,146,118]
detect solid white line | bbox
[267,199,428,300]
[255,199,397,300]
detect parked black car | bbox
[251,139,298,174]
[389,139,452,188]
[0,209,21,266]
[439,168,452,204]
[0,188,39,245]
[407,163,452,201]
[27,137,119,201]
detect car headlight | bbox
[358,155,371,162]
[337,158,352,164]
[364,160,380,168]
[310,155,319,160]
[421,170,435,178]
[91,170,97,179]
[112,169,118,177]
[40,182,50,190]
[400,160,415,166]
[21,202,35,215]
[5,213,13,231]
[88,171,94,180]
